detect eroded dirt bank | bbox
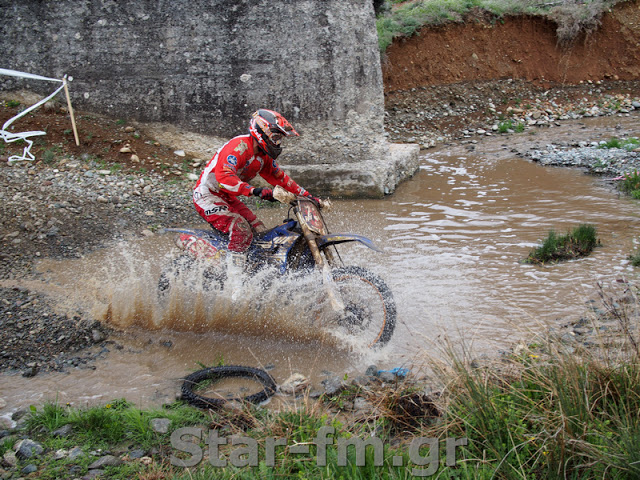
[382,0,640,91]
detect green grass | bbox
[525,224,600,264]
[42,148,58,165]
[599,137,640,151]
[376,0,621,52]
[13,300,640,479]
[497,119,525,133]
[427,336,640,478]
[618,169,640,199]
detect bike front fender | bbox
[316,234,382,252]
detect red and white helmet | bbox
[249,109,299,159]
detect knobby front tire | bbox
[331,266,397,348]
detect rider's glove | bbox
[252,187,275,201]
[308,195,322,205]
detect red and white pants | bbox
[193,190,264,252]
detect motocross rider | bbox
[193,108,321,275]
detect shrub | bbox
[525,224,599,264]
[619,170,640,196]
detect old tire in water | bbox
[331,266,396,348]
[181,365,277,409]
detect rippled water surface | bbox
[3,132,640,412]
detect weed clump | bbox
[599,137,640,151]
[498,119,525,133]
[525,223,600,264]
[618,169,640,200]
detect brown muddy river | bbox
[2,119,640,413]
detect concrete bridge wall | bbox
[0,0,418,197]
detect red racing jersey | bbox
[194,134,309,199]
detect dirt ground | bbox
[0,97,200,177]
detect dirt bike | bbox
[158,186,396,348]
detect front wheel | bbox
[330,266,396,348]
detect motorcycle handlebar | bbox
[272,185,331,210]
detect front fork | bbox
[296,211,345,313]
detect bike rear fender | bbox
[317,234,382,252]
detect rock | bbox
[52,449,68,460]
[84,468,105,479]
[11,410,27,421]
[321,377,346,396]
[88,455,122,469]
[128,448,146,459]
[68,446,84,460]
[378,371,397,383]
[91,329,107,343]
[68,465,83,476]
[15,439,44,459]
[149,418,171,434]
[279,373,309,394]
[52,424,74,437]
[350,375,371,387]
[22,362,39,377]
[3,450,17,467]
[353,397,373,412]
[174,150,186,157]
[0,399,5,410]
[364,366,378,378]
[22,464,38,474]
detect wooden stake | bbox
[63,75,80,146]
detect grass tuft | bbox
[525,223,599,264]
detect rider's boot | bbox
[226,252,246,301]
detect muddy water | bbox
[3,128,640,412]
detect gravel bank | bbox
[0,159,198,374]
[522,141,640,177]
[0,160,198,280]
[385,79,640,148]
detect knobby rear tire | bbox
[181,365,277,409]
[157,254,225,301]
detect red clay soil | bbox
[382,0,640,92]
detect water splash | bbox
[92,241,385,355]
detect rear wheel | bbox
[331,266,396,348]
[157,254,225,301]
